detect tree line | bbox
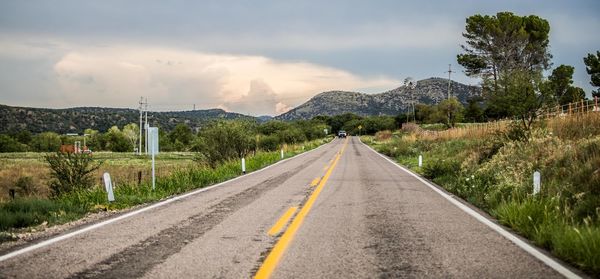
[454,12,599,130]
[0,114,403,154]
[398,12,600,130]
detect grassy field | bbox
[0,137,331,239]
[364,113,600,275]
[0,152,196,201]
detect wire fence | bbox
[403,96,599,140]
[539,96,600,119]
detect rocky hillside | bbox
[276,77,480,120]
[0,105,252,134]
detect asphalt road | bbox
[0,137,578,278]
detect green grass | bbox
[0,138,331,236]
[364,129,600,275]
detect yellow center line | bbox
[255,137,349,279]
[267,207,298,236]
[309,177,320,187]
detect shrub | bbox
[504,121,529,141]
[0,134,28,152]
[422,159,461,180]
[198,121,257,167]
[15,176,36,196]
[548,113,600,140]
[0,198,61,230]
[276,127,306,144]
[375,130,392,141]
[258,134,280,151]
[45,152,102,197]
[30,132,62,152]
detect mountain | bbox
[0,105,252,134]
[256,115,274,122]
[276,77,481,120]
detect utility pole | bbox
[138,97,147,155]
[445,64,453,100]
[404,77,418,123]
[144,98,149,154]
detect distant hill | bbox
[0,105,252,134]
[276,77,481,120]
[256,115,274,122]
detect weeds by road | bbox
[0,138,331,240]
[364,113,600,275]
[0,152,197,200]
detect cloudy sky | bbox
[0,1,598,116]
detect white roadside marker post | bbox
[418,155,423,167]
[103,172,115,202]
[280,149,284,159]
[152,139,156,190]
[242,158,246,174]
[148,127,159,191]
[533,171,541,195]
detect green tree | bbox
[457,12,552,93]
[158,129,174,152]
[122,123,139,150]
[491,70,546,130]
[291,120,329,140]
[583,51,600,98]
[14,130,32,145]
[328,113,362,134]
[542,64,585,105]
[415,104,435,123]
[198,121,256,167]
[258,121,290,135]
[363,116,396,134]
[394,113,410,128]
[105,126,131,152]
[257,134,280,151]
[562,86,586,104]
[463,97,485,122]
[30,132,62,152]
[342,119,364,135]
[438,98,464,128]
[83,129,102,151]
[169,123,194,145]
[276,127,306,144]
[0,134,28,152]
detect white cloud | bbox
[275,102,292,114]
[43,43,399,115]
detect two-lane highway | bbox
[0,137,577,278]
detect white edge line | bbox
[359,138,581,279]
[0,139,335,262]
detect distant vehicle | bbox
[338,130,347,138]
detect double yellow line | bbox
[255,137,349,279]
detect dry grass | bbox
[404,111,599,142]
[374,130,392,141]
[0,152,195,202]
[403,121,509,141]
[545,112,600,140]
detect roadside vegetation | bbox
[364,112,600,274]
[0,118,334,240]
[364,11,600,276]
